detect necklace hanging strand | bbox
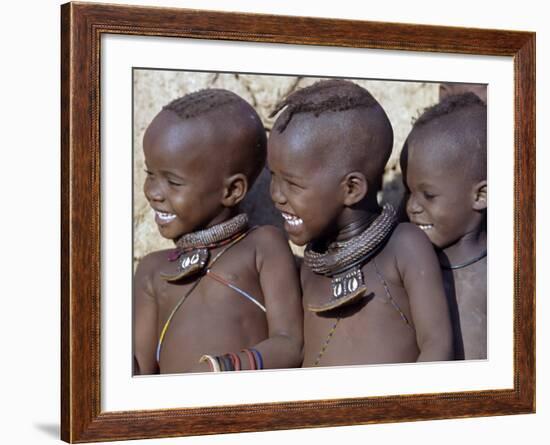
[441,250,487,270]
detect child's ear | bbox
[472,180,487,211]
[342,172,368,206]
[222,173,248,207]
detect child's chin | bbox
[419,230,439,247]
[286,232,309,247]
[156,225,181,241]
[290,238,308,247]
[159,233,178,242]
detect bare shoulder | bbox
[385,223,439,274]
[387,222,434,256]
[134,249,172,281]
[248,224,290,252]
[248,225,298,275]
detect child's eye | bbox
[144,169,153,177]
[423,191,436,200]
[168,180,183,187]
[286,179,303,190]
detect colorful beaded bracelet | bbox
[199,354,220,372]
[250,348,264,370]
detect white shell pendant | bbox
[160,248,209,282]
[331,268,364,300]
[308,267,368,313]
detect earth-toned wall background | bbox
[133,70,442,266]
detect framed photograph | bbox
[61,1,535,443]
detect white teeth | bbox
[281,212,303,226]
[418,224,433,231]
[154,210,176,222]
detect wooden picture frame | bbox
[61,1,535,442]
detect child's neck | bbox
[439,227,487,268]
[334,203,381,243]
[205,207,238,230]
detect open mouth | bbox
[281,211,303,227]
[417,223,434,231]
[154,209,177,224]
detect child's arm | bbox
[133,253,161,375]
[394,223,454,361]
[245,226,304,369]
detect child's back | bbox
[134,89,303,374]
[267,80,453,367]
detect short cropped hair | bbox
[164,88,244,120]
[270,79,394,191]
[410,92,487,182]
[270,79,380,133]
[413,92,486,128]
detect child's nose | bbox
[269,176,286,205]
[406,195,422,214]
[144,179,164,202]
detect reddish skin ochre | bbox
[402,109,487,360]
[134,106,303,375]
[268,108,453,367]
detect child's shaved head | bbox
[161,88,267,185]
[270,80,393,191]
[405,92,486,183]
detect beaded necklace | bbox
[304,204,396,275]
[304,204,397,313]
[441,250,487,270]
[161,214,248,282]
[175,213,248,249]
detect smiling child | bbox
[401,92,487,360]
[268,80,453,366]
[133,89,303,375]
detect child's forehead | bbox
[269,117,341,169]
[406,155,472,193]
[406,142,473,190]
[144,112,224,164]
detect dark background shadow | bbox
[33,423,59,439]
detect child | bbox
[401,93,487,360]
[134,89,303,375]
[267,80,453,367]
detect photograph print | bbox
[132,69,487,376]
